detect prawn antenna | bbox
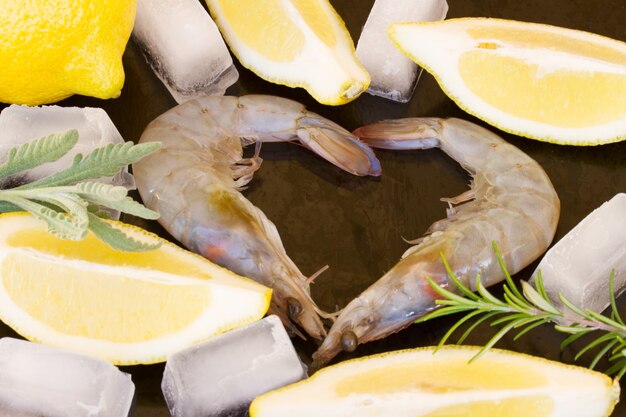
[305,264,329,286]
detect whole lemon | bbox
[0,0,136,105]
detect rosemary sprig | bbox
[0,129,161,252]
[417,242,626,379]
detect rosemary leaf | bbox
[502,292,534,314]
[609,271,625,326]
[471,317,530,363]
[441,253,480,301]
[605,358,626,376]
[493,242,524,301]
[554,324,593,334]
[414,305,476,323]
[475,278,506,307]
[586,309,626,331]
[589,339,618,370]
[608,350,626,362]
[435,300,467,307]
[502,282,533,310]
[534,272,551,302]
[513,317,550,341]
[423,277,480,306]
[558,295,593,321]
[436,309,484,349]
[490,312,529,327]
[457,311,503,345]
[575,332,620,361]
[615,361,626,380]
[610,337,626,355]
[560,328,593,350]
[522,281,561,315]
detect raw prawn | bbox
[312,118,560,366]
[132,95,381,340]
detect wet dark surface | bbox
[1,0,626,415]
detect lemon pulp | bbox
[2,252,210,343]
[336,358,546,395]
[460,24,626,128]
[425,396,553,417]
[217,0,304,61]
[7,228,210,278]
[292,0,336,46]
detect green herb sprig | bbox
[418,242,626,379]
[0,129,161,252]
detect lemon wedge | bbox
[204,0,370,105]
[389,18,626,145]
[0,213,271,365]
[250,346,619,417]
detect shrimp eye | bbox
[287,297,303,319]
[341,331,358,352]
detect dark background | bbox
[1,0,626,415]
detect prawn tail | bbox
[353,117,443,150]
[296,112,381,177]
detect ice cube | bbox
[0,338,134,417]
[0,105,135,219]
[356,0,448,102]
[133,0,239,103]
[531,193,626,313]
[162,315,306,417]
[0,105,134,188]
